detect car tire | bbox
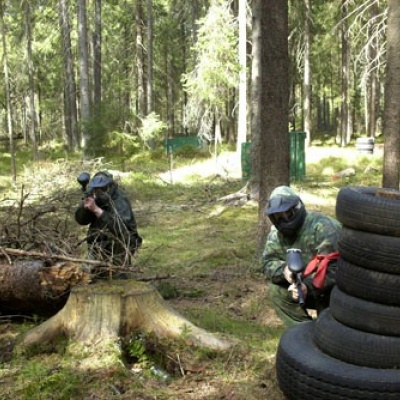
[330,286,400,336]
[338,227,400,274]
[336,258,400,306]
[276,322,400,400]
[336,186,400,236]
[314,309,400,369]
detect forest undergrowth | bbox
[0,142,383,399]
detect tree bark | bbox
[1,3,16,184]
[236,0,247,156]
[77,0,91,152]
[0,258,90,315]
[136,0,146,120]
[383,0,400,189]
[93,0,102,117]
[366,1,379,139]
[340,0,350,146]
[303,0,312,146]
[26,1,38,159]
[19,280,232,352]
[58,0,79,150]
[146,0,154,115]
[252,0,289,254]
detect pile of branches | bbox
[0,158,118,266]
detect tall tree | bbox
[183,0,238,142]
[382,0,400,189]
[366,1,379,138]
[93,0,102,116]
[303,0,312,146]
[77,0,91,152]
[1,2,16,184]
[136,0,146,120]
[340,0,350,146]
[59,0,79,150]
[236,0,247,156]
[146,0,153,115]
[252,0,289,253]
[25,0,38,159]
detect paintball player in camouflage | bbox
[75,170,142,278]
[262,186,341,327]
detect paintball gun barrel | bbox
[77,172,93,199]
[286,248,306,307]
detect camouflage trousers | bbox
[268,283,329,328]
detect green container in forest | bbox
[241,142,252,180]
[240,131,306,181]
[289,131,306,181]
[164,136,202,153]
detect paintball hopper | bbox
[77,172,90,191]
[286,248,303,273]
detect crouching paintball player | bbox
[75,170,142,279]
[262,186,341,327]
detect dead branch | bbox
[0,247,115,269]
[217,182,251,205]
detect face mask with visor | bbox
[268,203,300,226]
[266,195,306,237]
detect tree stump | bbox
[19,280,232,352]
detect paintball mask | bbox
[88,171,114,208]
[265,186,306,237]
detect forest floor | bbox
[0,142,384,399]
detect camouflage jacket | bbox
[262,211,341,293]
[75,186,142,265]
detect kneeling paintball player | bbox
[75,170,142,279]
[262,186,341,327]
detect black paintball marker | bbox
[77,172,93,199]
[286,248,306,308]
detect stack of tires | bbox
[275,186,400,400]
[355,137,374,154]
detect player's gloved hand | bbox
[283,265,295,284]
[288,283,308,301]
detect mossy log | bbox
[19,281,232,352]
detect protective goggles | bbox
[268,204,299,226]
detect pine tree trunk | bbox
[93,0,102,117]
[1,4,16,184]
[303,0,312,146]
[252,0,289,254]
[26,2,37,159]
[383,0,400,188]
[58,0,79,150]
[77,0,91,152]
[146,0,153,115]
[136,0,146,119]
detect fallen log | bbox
[0,259,90,315]
[19,280,232,353]
[0,248,171,316]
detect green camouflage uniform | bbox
[262,210,341,327]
